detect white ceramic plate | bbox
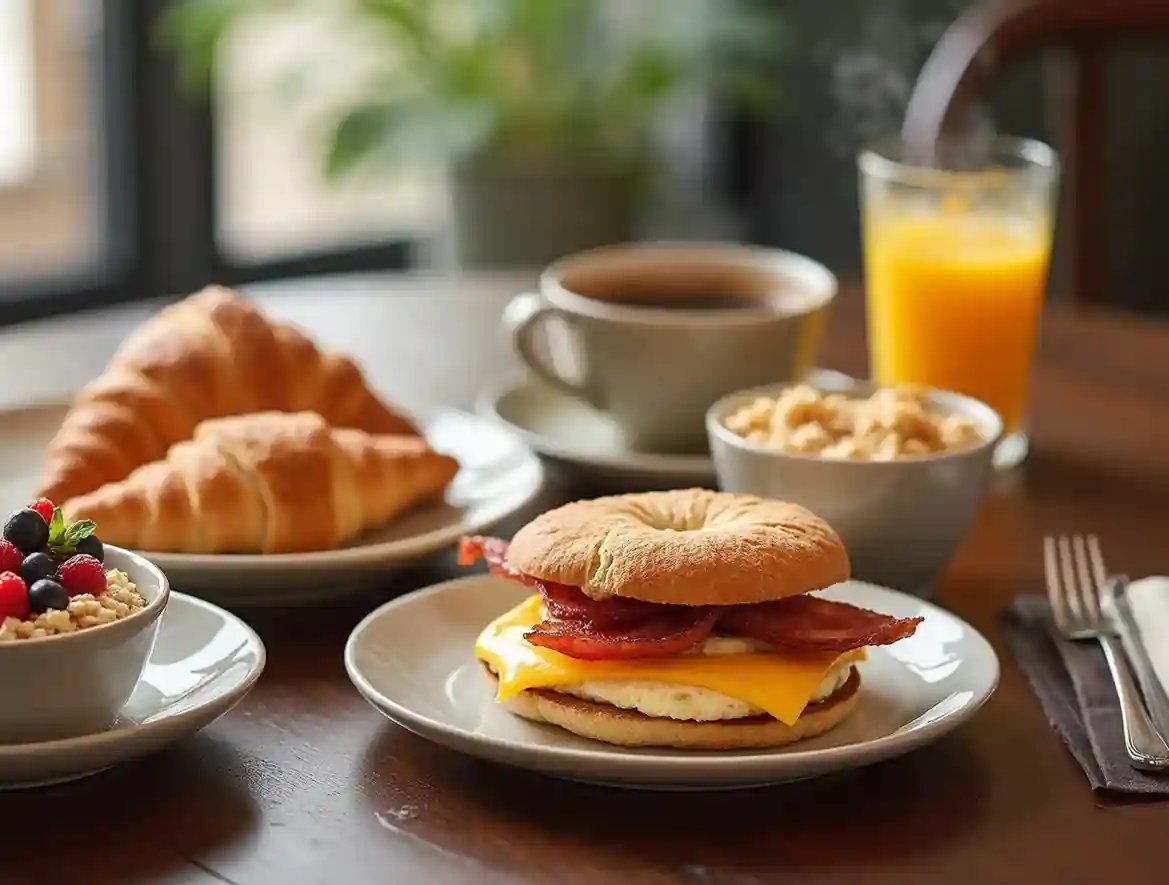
[345,575,999,790]
[0,406,545,604]
[476,367,855,494]
[0,591,265,789]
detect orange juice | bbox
[863,210,1051,432]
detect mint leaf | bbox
[63,520,96,547]
[48,507,66,545]
[46,512,97,555]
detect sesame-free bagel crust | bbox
[505,489,850,606]
[496,666,861,750]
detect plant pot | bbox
[448,155,641,269]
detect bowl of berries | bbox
[0,497,169,744]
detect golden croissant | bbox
[61,412,459,554]
[38,285,418,505]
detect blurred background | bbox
[3,0,1168,327]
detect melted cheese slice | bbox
[474,596,865,726]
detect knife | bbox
[1105,575,1169,745]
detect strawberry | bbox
[56,554,106,597]
[0,540,22,574]
[0,572,28,621]
[27,498,54,525]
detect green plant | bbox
[160,0,785,180]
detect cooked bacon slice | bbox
[719,595,923,653]
[525,609,719,660]
[458,536,519,574]
[459,535,922,659]
[460,536,668,623]
[459,535,547,592]
[535,580,668,624]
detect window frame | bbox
[0,0,414,329]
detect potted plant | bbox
[161,0,784,268]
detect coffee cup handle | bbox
[502,292,595,405]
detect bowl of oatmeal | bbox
[706,378,1002,594]
[0,544,169,744]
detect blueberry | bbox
[28,579,68,614]
[74,534,104,564]
[19,552,56,586]
[3,509,49,554]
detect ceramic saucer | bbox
[0,591,265,789]
[476,368,854,494]
[345,574,999,791]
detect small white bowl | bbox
[0,545,170,745]
[706,378,1003,594]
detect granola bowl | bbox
[706,377,1003,595]
[0,545,169,744]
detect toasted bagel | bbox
[495,667,860,750]
[504,488,849,605]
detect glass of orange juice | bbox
[859,135,1059,468]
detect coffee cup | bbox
[502,242,837,454]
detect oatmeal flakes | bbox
[0,569,146,642]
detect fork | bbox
[1044,534,1169,771]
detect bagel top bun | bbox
[505,488,850,606]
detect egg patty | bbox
[549,635,857,722]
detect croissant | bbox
[39,285,418,505]
[61,412,459,555]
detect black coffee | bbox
[600,292,767,311]
[566,262,780,312]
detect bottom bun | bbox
[490,666,861,750]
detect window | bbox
[0,0,111,286]
[213,11,441,264]
[0,1,36,187]
[0,1,773,326]
[0,1,419,329]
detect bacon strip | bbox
[718,596,923,653]
[536,580,667,625]
[525,610,719,660]
[459,536,522,576]
[460,536,665,623]
[462,535,922,658]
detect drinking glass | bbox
[859,135,1059,468]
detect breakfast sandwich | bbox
[459,488,923,750]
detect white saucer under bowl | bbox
[0,406,545,605]
[476,368,854,494]
[345,574,999,791]
[0,590,265,789]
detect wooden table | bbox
[1,274,1167,885]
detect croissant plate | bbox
[38,285,418,504]
[61,412,460,555]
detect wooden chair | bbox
[901,0,1169,305]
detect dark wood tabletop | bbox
[1,274,1167,885]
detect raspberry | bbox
[0,540,22,574]
[27,498,54,525]
[0,571,28,621]
[56,555,106,598]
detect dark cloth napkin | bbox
[1003,595,1169,795]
